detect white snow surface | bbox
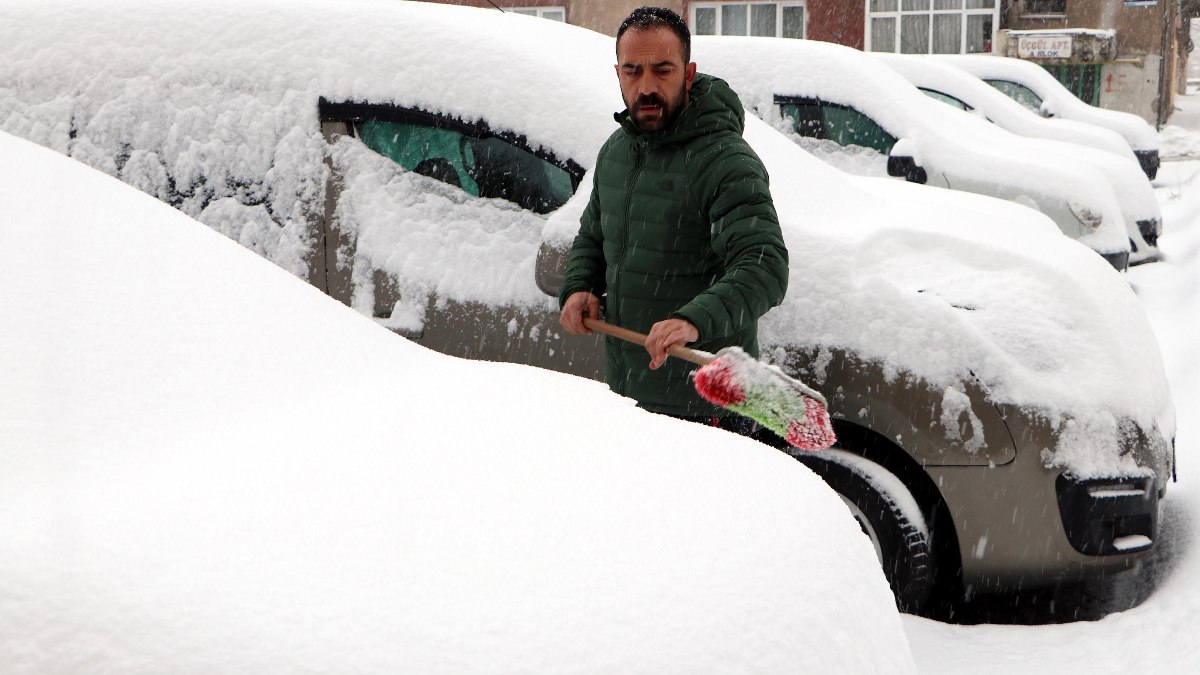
[932,53,1160,152]
[694,36,1131,256]
[0,130,916,672]
[904,97,1200,675]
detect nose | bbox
[636,73,658,98]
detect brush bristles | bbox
[692,348,836,452]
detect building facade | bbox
[420,1,1194,125]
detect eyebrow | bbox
[622,60,677,69]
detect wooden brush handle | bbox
[583,318,715,366]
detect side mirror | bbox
[534,241,568,297]
[887,139,928,185]
[1039,100,1055,118]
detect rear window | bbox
[984,79,1043,114]
[919,88,973,112]
[778,99,897,155]
[321,100,582,215]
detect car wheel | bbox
[797,449,935,613]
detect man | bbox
[559,6,789,430]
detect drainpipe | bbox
[1157,0,1175,129]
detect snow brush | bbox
[583,318,836,451]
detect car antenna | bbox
[485,1,505,11]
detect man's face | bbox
[615,27,697,133]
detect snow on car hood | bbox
[742,121,1175,474]
[930,54,1160,152]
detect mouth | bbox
[637,104,662,116]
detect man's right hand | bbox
[560,291,601,334]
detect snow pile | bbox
[694,36,1130,256]
[0,130,917,672]
[1160,124,1200,160]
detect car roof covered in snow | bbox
[929,54,1159,151]
[872,52,1135,160]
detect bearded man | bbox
[559,6,789,432]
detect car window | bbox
[320,100,581,215]
[918,87,973,112]
[356,120,574,214]
[984,79,1043,114]
[778,100,897,155]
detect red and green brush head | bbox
[692,347,836,452]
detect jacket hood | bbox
[615,73,746,144]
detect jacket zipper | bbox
[610,139,645,395]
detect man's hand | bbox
[645,318,699,370]
[560,291,601,334]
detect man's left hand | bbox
[645,318,699,370]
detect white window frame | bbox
[690,2,807,39]
[865,1,1000,55]
[510,6,566,22]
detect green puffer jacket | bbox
[559,74,789,416]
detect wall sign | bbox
[1017,35,1073,59]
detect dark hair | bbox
[616,7,691,64]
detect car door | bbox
[317,99,604,379]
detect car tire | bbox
[796,450,935,613]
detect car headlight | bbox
[1069,202,1104,231]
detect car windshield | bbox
[357,120,575,214]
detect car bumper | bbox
[931,414,1171,594]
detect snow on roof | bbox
[0,129,917,673]
[692,36,1130,256]
[1006,28,1117,39]
[930,54,1159,150]
[0,2,1174,474]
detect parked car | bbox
[695,35,1132,270]
[931,54,1162,180]
[0,129,916,673]
[874,53,1163,265]
[0,0,1175,614]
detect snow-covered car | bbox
[0,130,915,672]
[695,36,1132,270]
[0,0,1176,615]
[874,53,1164,265]
[932,53,1162,180]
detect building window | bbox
[691,2,806,39]
[1025,1,1066,15]
[867,0,998,54]
[511,6,566,21]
